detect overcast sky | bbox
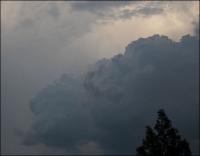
[1,1,199,155]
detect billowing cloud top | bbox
[23,34,199,154]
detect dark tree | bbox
[136,109,191,156]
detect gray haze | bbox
[1,2,99,154]
[1,1,199,155]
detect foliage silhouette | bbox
[136,109,191,156]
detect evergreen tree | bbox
[136,109,191,156]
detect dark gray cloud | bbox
[70,1,132,13]
[23,74,98,154]
[69,1,132,21]
[23,34,199,154]
[118,7,163,19]
[70,1,163,20]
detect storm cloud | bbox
[23,34,199,154]
[2,1,199,155]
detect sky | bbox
[1,1,199,155]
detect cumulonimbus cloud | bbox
[23,34,199,154]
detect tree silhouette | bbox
[136,109,191,156]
